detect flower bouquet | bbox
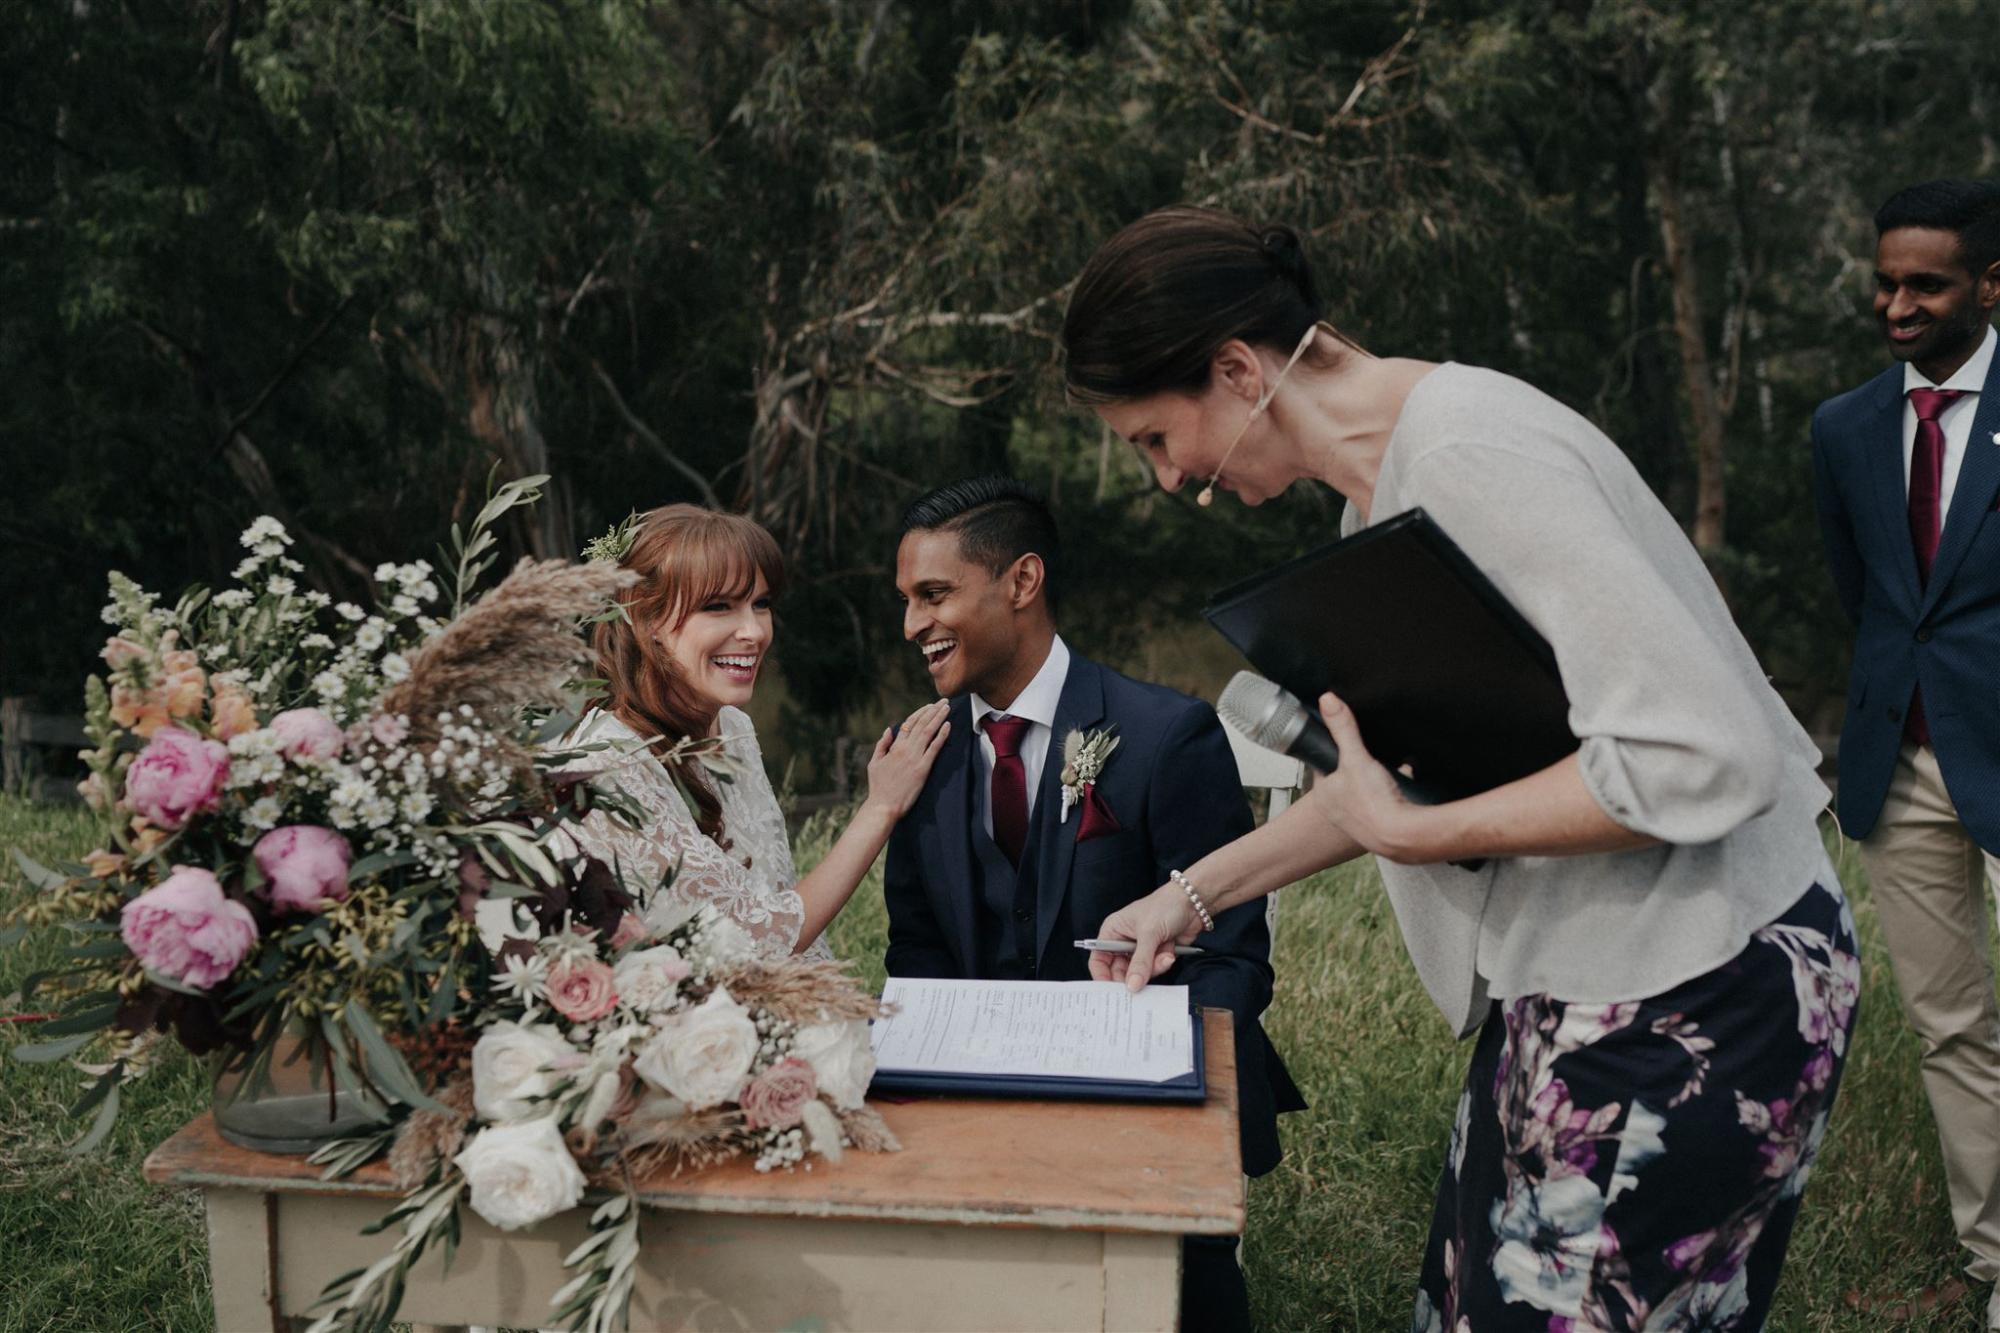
[5,478,897,1333]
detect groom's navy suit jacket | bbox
[1812,340,2000,848]
[884,654,1303,1177]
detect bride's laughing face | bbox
[655,572,774,714]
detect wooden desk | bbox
[144,1009,1242,1332]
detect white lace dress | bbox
[554,707,830,961]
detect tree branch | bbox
[590,361,722,507]
[208,295,357,460]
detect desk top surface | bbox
[143,1008,1244,1235]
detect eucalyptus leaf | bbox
[13,1031,98,1064]
[342,1000,447,1113]
[67,1079,121,1155]
[10,850,66,891]
[39,1000,122,1037]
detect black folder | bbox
[868,1005,1206,1103]
[1203,508,1577,802]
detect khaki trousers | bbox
[1860,743,2000,1284]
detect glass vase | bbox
[212,1026,386,1154]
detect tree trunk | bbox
[1650,149,1728,565]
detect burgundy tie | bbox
[1905,387,1967,747]
[982,714,1031,867]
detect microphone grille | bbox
[1217,671,1306,752]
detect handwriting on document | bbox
[871,978,1194,1083]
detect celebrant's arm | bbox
[1091,690,1658,989]
[791,701,950,953]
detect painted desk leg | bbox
[206,1189,287,1332]
[1101,1232,1180,1333]
[205,1188,468,1333]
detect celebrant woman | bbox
[559,505,949,957]
[1066,207,1856,1329]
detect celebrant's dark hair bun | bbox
[1061,205,1339,405]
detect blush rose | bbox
[740,1058,819,1130]
[546,958,618,1023]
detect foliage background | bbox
[6,0,2000,776]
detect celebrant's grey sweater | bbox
[1341,363,1832,1037]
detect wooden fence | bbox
[0,698,89,805]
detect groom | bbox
[884,476,1301,1332]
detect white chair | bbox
[1219,717,1307,940]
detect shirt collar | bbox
[970,635,1070,732]
[1905,323,1997,395]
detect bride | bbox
[561,504,950,957]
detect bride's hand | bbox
[860,700,952,819]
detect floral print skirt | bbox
[1415,880,1859,1332]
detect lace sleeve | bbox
[554,713,807,958]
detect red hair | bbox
[588,505,786,844]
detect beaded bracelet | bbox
[1169,868,1216,933]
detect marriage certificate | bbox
[871,978,1195,1084]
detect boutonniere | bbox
[1058,726,1120,823]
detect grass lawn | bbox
[0,794,1984,1330]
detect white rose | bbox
[612,945,689,1014]
[454,1116,587,1231]
[471,1021,573,1122]
[791,1019,875,1110]
[631,986,758,1110]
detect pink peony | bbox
[741,1058,819,1130]
[367,712,410,747]
[546,958,618,1023]
[120,866,258,989]
[253,825,353,913]
[270,707,345,763]
[124,727,229,829]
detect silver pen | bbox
[1075,937,1207,958]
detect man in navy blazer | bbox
[885,476,1302,1333]
[1812,178,2000,1317]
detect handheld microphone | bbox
[1218,670,1483,868]
[1217,671,1340,774]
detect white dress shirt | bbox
[1903,323,1996,527]
[968,635,1071,841]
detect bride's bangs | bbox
[647,508,787,627]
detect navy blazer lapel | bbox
[1864,372,1924,612]
[928,695,979,974]
[1032,656,1106,965]
[1921,353,2000,614]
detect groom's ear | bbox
[1004,552,1047,612]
